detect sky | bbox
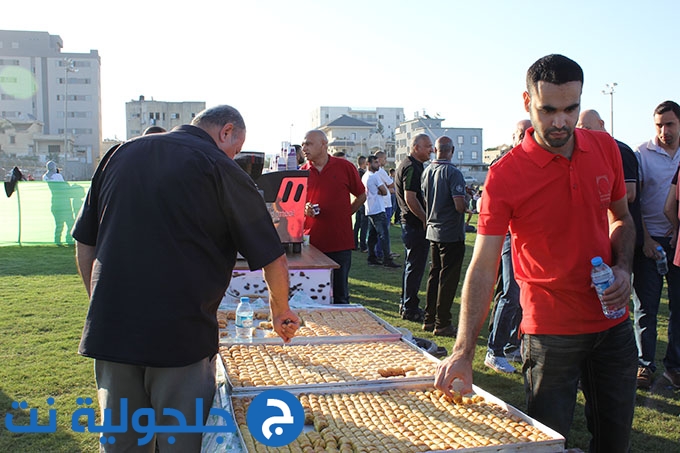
[2,0,678,154]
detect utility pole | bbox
[602,82,617,137]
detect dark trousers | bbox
[400,222,429,314]
[488,232,521,357]
[424,240,465,328]
[375,207,393,258]
[353,206,368,251]
[325,249,352,304]
[523,319,637,452]
[367,211,391,261]
[632,236,680,372]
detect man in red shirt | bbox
[435,54,636,451]
[301,130,366,304]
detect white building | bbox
[311,106,405,163]
[395,113,484,178]
[125,96,206,139]
[0,30,102,180]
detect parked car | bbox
[464,175,478,184]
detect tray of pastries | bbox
[230,382,564,452]
[219,339,439,391]
[218,305,402,345]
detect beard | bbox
[537,126,572,149]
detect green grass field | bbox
[0,222,678,452]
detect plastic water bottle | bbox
[235,296,253,340]
[591,256,625,319]
[656,246,669,275]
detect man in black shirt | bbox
[395,133,433,322]
[73,105,299,451]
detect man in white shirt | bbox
[362,156,400,268]
[373,150,397,260]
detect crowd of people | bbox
[69,53,678,452]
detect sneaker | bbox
[663,369,680,389]
[389,252,400,258]
[434,325,457,337]
[637,366,653,389]
[383,260,401,268]
[401,309,425,323]
[504,349,523,363]
[360,248,368,253]
[484,351,516,374]
[367,257,382,266]
[422,323,434,332]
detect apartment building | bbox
[125,96,205,138]
[394,113,484,177]
[0,30,101,180]
[311,106,405,163]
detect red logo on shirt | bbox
[596,175,611,208]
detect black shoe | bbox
[367,257,382,266]
[434,325,457,337]
[383,260,401,268]
[401,309,424,323]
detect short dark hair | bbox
[357,155,366,164]
[526,54,583,92]
[143,126,166,135]
[654,100,680,121]
[367,155,378,164]
[191,105,245,130]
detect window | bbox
[471,136,478,144]
[379,114,384,119]
[171,113,180,119]
[457,136,464,145]
[471,151,478,160]
[458,151,464,160]
[9,135,15,144]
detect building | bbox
[311,106,405,164]
[125,96,206,139]
[0,30,102,180]
[394,113,484,179]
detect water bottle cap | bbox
[656,246,663,251]
[591,256,603,266]
[239,297,249,303]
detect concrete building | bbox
[395,113,485,180]
[311,106,404,164]
[0,30,101,180]
[125,96,206,139]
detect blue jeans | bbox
[523,319,637,451]
[375,207,393,258]
[325,249,351,304]
[400,222,429,314]
[424,241,465,328]
[367,211,392,262]
[488,232,522,357]
[353,205,368,251]
[632,236,680,372]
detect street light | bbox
[63,58,78,161]
[602,82,617,137]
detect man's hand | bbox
[597,265,632,314]
[434,351,474,398]
[271,309,300,343]
[642,235,661,259]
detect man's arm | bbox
[75,241,96,298]
[625,182,636,204]
[453,196,466,214]
[350,192,366,215]
[404,191,426,225]
[600,196,636,313]
[434,234,504,396]
[377,184,388,196]
[262,253,299,343]
[663,183,678,236]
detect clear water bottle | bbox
[656,246,669,275]
[235,296,253,340]
[591,256,626,319]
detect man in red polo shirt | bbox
[434,54,636,451]
[302,130,366,304]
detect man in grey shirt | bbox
[421,136,467,337]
